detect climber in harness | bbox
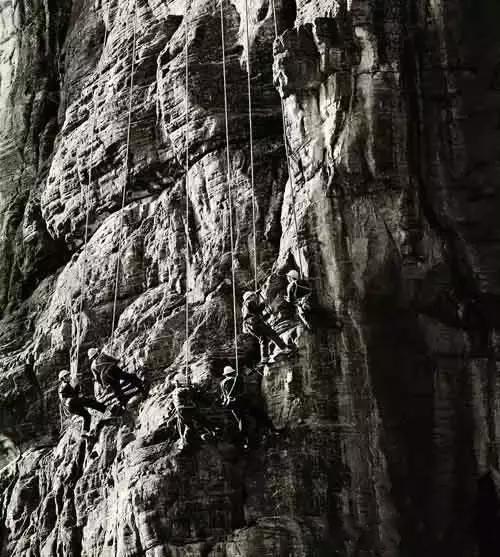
[220,365,277,444]
[169,373,214,449]
[242,290,292,363]
[58,370,106,437]
[88,348,147,409]
[284,269,313,330]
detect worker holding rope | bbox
[88,348,147,410]
[242,290,292,364]
[58,370,106,438]
[220,365,278,446]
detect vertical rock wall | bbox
[1,0,500,555]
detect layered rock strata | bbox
[1,0,500,555]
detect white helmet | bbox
[223,366,236,376]
[286,269,299,281]
[243,291,256,303]
[87,348,99,361]
[58,369,70,381]
[173,373,186,385]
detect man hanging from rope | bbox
[168,373,215,449]
[220,365,277,446]
[284,269,313,330]
[242,290,292,364]
[88,348,148,409]
[58,370,106,438]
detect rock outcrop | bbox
[1,0,500,555]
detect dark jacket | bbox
[58,381,79,403]
[91,353,120,386]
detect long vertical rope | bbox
[111,0,138,335]
[220,0,239,376]
[75,5,110,370]
[184,5,191,384]
[270,0,304,278]
[243,0,258,290]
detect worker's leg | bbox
[118,370,147,395]
[259,337,269,361]
[68,399,92,431]
[107,377,128,407]
[259,322,288,350]
[80,397,106,413]
[247,399,275,432]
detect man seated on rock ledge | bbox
[58,369,106,438]
[88,348,148,409]
[242,290,292,364]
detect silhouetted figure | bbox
[220,365,276,445]
[169,373,214,449]
[284,269,313,330]
[242,291,291,363]
[88,348,147,408]
[58,370,105,436]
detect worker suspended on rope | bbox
[242,290,292,364]
[220,365,277,446]
[284,269,313,330]
[58,370,106,437]
[169,373,214,449]
[88,348,147,409]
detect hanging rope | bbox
[75,5,111,370]
[184,5,191,384]
[270,0,305,278]
[220,0,240,381]
[110,0,138,335]
[243,0,258,291]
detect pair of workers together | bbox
[169,364,275,449]
[58,348,147,437]
[241,269,312,363]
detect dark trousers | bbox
[104,370,145,406]
[176,407,214,442]
[67,397,106,431]
[228,395,274,437]
[245,319,287,359]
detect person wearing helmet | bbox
[219,365,277,445]
[88,348,147,409]
[220,365,239,407]
[168,372,213,448]
[242,290,290,363]
[58,369,106,436]
[284,269,313,330]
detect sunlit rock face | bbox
[1,0,499,555]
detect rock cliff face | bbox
[1,0,500,555]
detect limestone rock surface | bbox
[1,0,500,556]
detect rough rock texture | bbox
[1,0,500,555]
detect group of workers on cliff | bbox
[58,270,313,446]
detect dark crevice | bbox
[401,19,478,300]
[373,0,388,65]
[281,0,297,31]
[257,0,269,23]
